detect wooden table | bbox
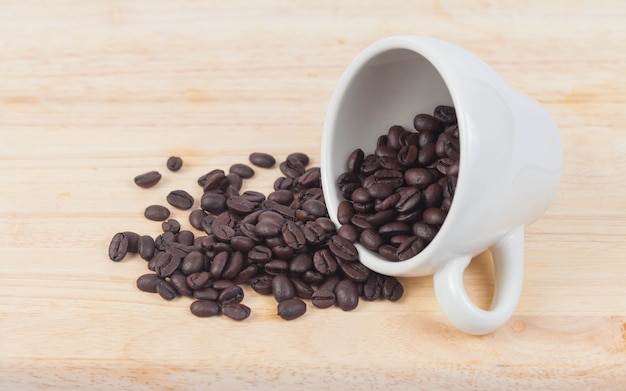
[1,1,625,389]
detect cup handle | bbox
[433,226,525,335]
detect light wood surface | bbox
[1,1,625,389]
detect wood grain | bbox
[1,0,625,389]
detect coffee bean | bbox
[170,271,194,297]
[334,279,359,311]
[229,163,255,179]
[433,105,457,124]
[311,288,336,308]
[190,300,220,317]
[291,278,314,299]
[193,287,220,301]
[249,274,273,295]
[395,187,422,213]
[378,244,400,262]
[134,171,162,188]
[362,273,384,301]
[218,285,244,307]
[328,235,359,262]
[272,274,296,302]
[108,232,129,261]
[338,260,370,283]
[397,145,418,166]
[248,245,273,264]
[166,156,183,172]
[226,195,256,215]
[313,248,338,276]
[155,279,178,301]
[289,253,313,275]
[221,303,251,321]
[282,220,306,250]
[382,276,404,301]
[144,205,170,221]
[346,148,365,174]
[197,169,225,187]
[365,209,396,227]
[138,235,155,260]
[186,271,212,290]
[414,113,441,133]
[337,224,359,243]
[136,273,160,293]
[264,259,289,276]
[249,152,276,168]
[359,229,383,251]
[161,219,181,234]
[210,251,229,279]
[277,298,306,320]
[287,152,310,166]
[378,221,411,237]
[412,222,439,242]
[422,207,447,226]
[155,253,181,278]
[268,189,294,206]
[396,236,425,261]
[279,159,305,179]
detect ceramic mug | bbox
[320,35,562,335]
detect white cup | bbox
[320,35,562,335]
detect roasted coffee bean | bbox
[221,303,251,321]
[271,245,294,260]
[366,183,394,200]
[210,251,229,279]
[161,219,181,234]
[181,251,205,275]
[301,221,327,246]
[423,183,443,207]
[387,125,404,148]
[249,274,273,295]
[359,229,383,251]
[233,264,258,285]
[337,224,359,243]
[190,300,220,317]
[382,276,404,301]
[280,159,306,179]
[302,270,325,285]
[136,273,160,293]
[360,154,380,175]
[212,279,235,290]
[378,221,411,237]
[229,163,255,179]
[346,148,365,174]
[222,251,245,280]
[422,207,447,226]
[272,274,296,302]
[144,205,170,221]
[281,221,306,250]
[375,192,401,211]
[404,168,434,188]
[138,235,155,261]
[166,156,183,172]
[226,173,243,192]
[289,253,314,275]
[134,171,162,188]
[188,209,207,231]
[268,189,294,206]
[395,187,422,213]
[277,298,306,320]
[338,260,370,283]
[201,171,229,192]
[226,195,256,215]
[396,236,425,261]
[373,169,403,188]
[241,191,266,206]
[414,113,441,133]
[417,142,437,166]
[166,190,194,210]
[249,152,276,168]
[287,152,310,166]
[197,169,225,187]
[155,279,178,301]
[108,232,129,261]
[362,273,384,301]
[186,271,212,290]
[311,288,336,308]
[365,209,396,227]
[378,244,400,262]
[334,279,359,311]
[218,285,244,307]
[295,167,322,189]
[337,201,356,225]
[273,176,293,191]
[193,287,220,301]
[301,199,326,218]
[155,253,181,278]
[328,235,359,262]
[397,144,418,166]
[313,249,338,276]
[433,105,456,124]
[170,271,194,297]
[255,220,282,238]
[291,278,314,299]
[264,259,289,276]
[412,222,438,242]
[243,238,269,257]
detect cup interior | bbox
[322,48,454,228]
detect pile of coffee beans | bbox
[335,105,460,262]
[108,153,403,321]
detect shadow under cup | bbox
[321,47,460,276]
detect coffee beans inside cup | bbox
[108,153,404,322]
[335,105,460,262]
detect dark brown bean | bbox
[155,279,178,301]
[138,235,155,261]
[108,232,129,261]
[337,224,359,243]
[170,271,194,297]
[414,113,442,133]
[221,303,251,321]
[359,229,383,252]
[396,236,425,261]
[334,279,359,311]
[277,298,307,320]
[338,260,370,283]
[218,285,244,307]
[249,152,276,168]
[328,235,359,262]
[229,163,255,178]
[136,273,160,293]
[271,274,296,303]
[291,278,314,299]
[287,152,310,166]
[134,171,162,188]
[190,300,220,317]
[433,105,457,124]
[311,288,336,308]
[144,205,170,221]
[313,249,338,276]
[166,156,183,171]
[382,276,404,301]
[422,207,447,226]
[346,148,365,174]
